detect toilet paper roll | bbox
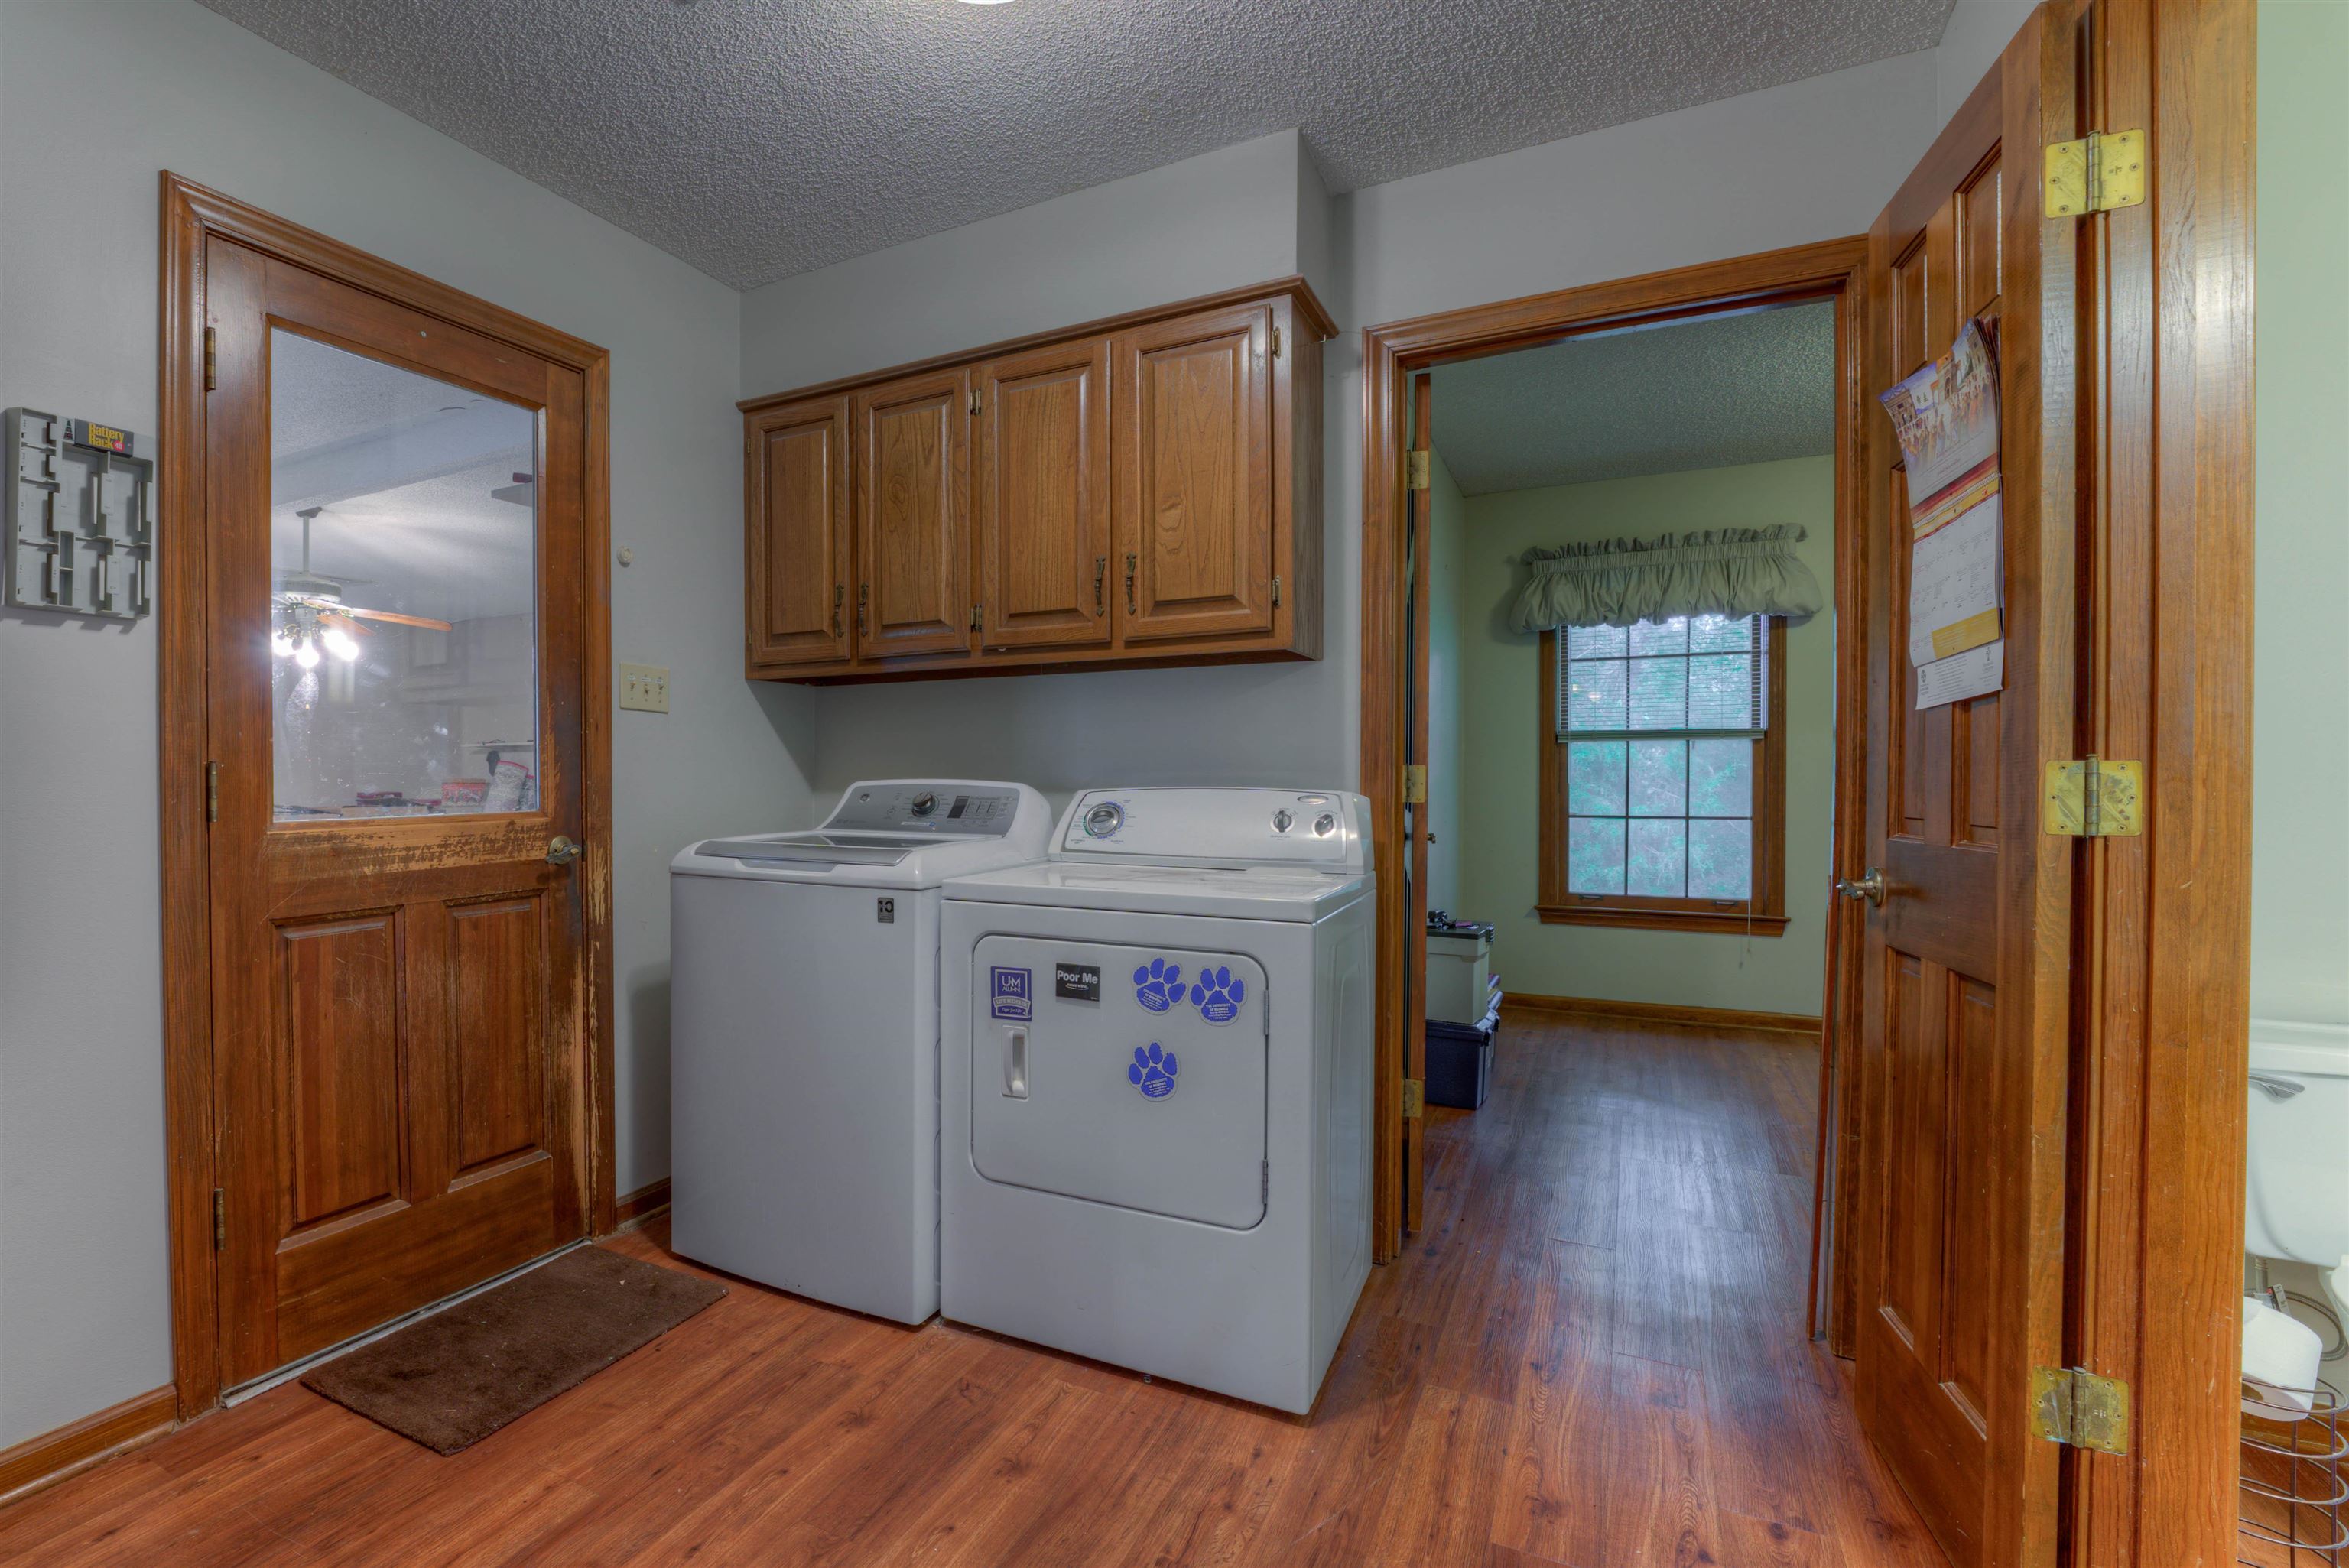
[2243,1294,2324,1420]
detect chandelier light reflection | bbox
[272,603,359,667]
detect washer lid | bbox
[671,781,1053,888]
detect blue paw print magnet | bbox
[1132,957,1184,1013]
[1129,1041,1179,1099]
[1189,966,1246,1025]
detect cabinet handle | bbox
[857,583,869,635]
[1093,557,1107,614]
[831,583,845,638]
[1125,553,1137,615]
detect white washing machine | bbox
[940,787,1374,1413]
[669,780,1049,1323]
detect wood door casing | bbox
[854,368,973,661]
[1113,304,1274,644]
[1403,375,1431,1235]
[747,395,850,672]
[206,238,591,1385]
[1852,15,2074,1567]
[973,339,1112,651]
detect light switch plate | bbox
[619,663,669,713]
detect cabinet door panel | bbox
[974,339,1111,650]
[1114,306,1273,644]
[856,369,972,661]
[747,397,850,671]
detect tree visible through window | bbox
[1537,615,1789,934]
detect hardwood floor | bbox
[0,1012,1947,1566]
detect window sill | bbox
[1535,904,1790,937]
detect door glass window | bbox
[268,330,540,822]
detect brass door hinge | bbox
[970,602,983,631]
[1402,1078,1425,1119]
[212,1188,226,1251]
[206,760,221,823]
[203,327,218,391]
[2030,1365,2130,1453]
[1271,325,1282,359]
[2045,128,2146,216]
[1402,764,1428,806]
[1406,450,1431,491]
[968,388,983,417]
[2042,755,2143,837]
[1271,574,1282,608]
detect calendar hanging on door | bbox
[1879,317,2006,709]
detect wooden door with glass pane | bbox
[1850,11,2078,1565]
[204,237,592,1385]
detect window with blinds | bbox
[1558,613,1769,902]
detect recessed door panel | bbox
[855,368,970,660]
[970,935,1266,1229]
[1113,305,1273,644]
[749,397,851,671]
[975,339,1111,650]
[448,894,547,1174]
[278,912,405,1229]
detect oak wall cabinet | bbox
[739,278,1331,683]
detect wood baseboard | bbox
[0,1385,176,1505]
[610,1178,672,1231]
[1503,992,1824,1037]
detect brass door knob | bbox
[546,835,583,866]
[1834,868,1886,905]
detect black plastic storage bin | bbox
[1425,993,1500,1110]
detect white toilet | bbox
[2245,1018,2349,1303]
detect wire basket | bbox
[2242,1377,2347,1566]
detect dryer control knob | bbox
[1273,809,1295,833]
[911,791,937,816]
[1314,813,1337,837]
[1084,801,1124,838]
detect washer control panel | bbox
[824,781,1025,836]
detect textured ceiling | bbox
[197,0,1950,289]
[1429,301,1836,495]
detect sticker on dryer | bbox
[1128,1042,1180,1100]
[989,966,1032,1021]
[1132,957,1184,1013]
[1189,966,1247,1025]
[1054,963,1100,1002]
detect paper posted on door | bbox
[1881,316,2007,706]
[1906,493,2003,669]
[1915,639,2004,709]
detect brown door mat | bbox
[301,1245,727,1453]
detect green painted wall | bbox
[2251,0,2349,1025]
[1438,456,1837,1017]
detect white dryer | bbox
[940,787,1374,1413]
[669,780,1049,1324]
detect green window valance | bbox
[1508,524,1824,633]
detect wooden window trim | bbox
[1535,621,1789,936]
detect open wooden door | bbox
[1401,374,1434,1233]
[1850,8,2079,1566]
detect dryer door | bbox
[970,935,1267,1229]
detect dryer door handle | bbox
[1002,1025,1028,1099]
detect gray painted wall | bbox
[0,0,816,1446]
[740,53,1941,818]
[0,0,2057,1457]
